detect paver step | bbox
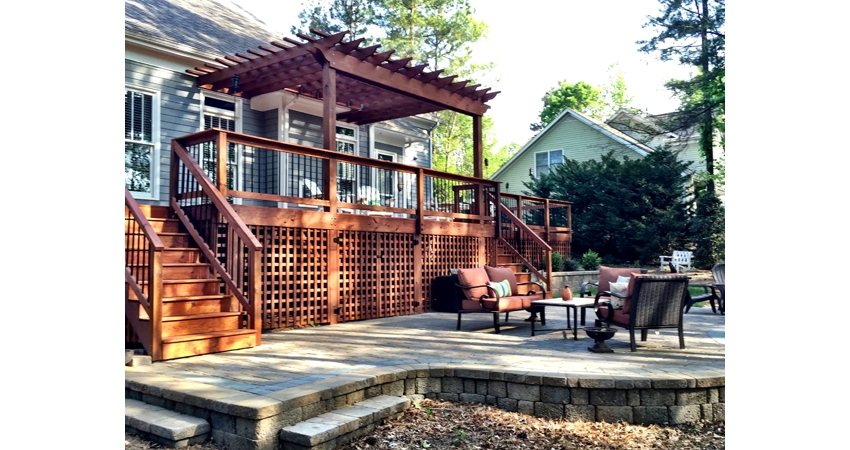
[125,398,210,448]
[279,395,410,450]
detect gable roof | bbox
[126,0,286,57]
[489,107,656,180]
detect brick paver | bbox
[128,309,724,390]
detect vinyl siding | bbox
[126,59,201,206]
[493,115,646,196]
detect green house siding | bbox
[493,115,644,195]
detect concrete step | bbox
[125,398,210,448]
[279,395,410,450]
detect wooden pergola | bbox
[189,30,499,178]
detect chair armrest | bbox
[593,291,614,323]
[517,281,545,297]
[689,284,718,302]
[580,281,598,298]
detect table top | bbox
[532,298,596,307]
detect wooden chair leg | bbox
[493,312,500,334]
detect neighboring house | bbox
[125,0,437,207]
[490,107,662,195]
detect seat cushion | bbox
[484,266,519,295]
[597,304,630,326]
[481,295,527,311]
[457,268,490,300]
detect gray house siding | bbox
[126,59,200,206]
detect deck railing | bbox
[170,135,263,341]
[124,187,163,361]
[496,194,572,289]
[172,129,500,227]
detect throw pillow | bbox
[616,275,631,284]
[488,279,512,297]
[609,281,628,309]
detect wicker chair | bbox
[593,275,690,352]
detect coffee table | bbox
[530,298,597,340]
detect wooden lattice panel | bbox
[337,230,380,321]
[420,235,491,311]
[376,233,417,317]
[252,226,330,329]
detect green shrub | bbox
[562,258,581,271]
[551,252,564,272]
[581,250,602,271]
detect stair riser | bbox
[496,255,513,264]
[515,272,531,283]
[500,263,523,273]
[159,234,190,247]
[161,315,242,338]
[132,265,212,281]
[129,281,221,299]
[162,298,236,316]
[160,333,256,360]
[125,250,201,264]
[146,219,180,233]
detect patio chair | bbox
[685,263,725,315]
[593,274,690,352]
[454,266,545,333]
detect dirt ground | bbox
[125,399,724,449]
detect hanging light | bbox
[397,178,404,192]
[230,74,239,94]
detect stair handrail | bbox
[125,187,164,361]
[170,140,263,339]
[488,192,552,289]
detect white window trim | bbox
[125,85,161,200]
[200,91,243,203]
[375,150,397,204]
[532,148,564,177]
[200,90,242,133]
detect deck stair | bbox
[126,205,258,361]
[495,242,542,295]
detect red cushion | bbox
[597,304,630,326]
[484,266,519,295]
[598,266,643,293]
[480,295,527,311]
[457,268,489,300]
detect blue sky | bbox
[233,0,694,148]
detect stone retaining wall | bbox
[541,271,599,296]
[126,364,725,450]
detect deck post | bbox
[215,131,228,197]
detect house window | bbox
[336,125,357,201]
[125,88,159,197]
[534,149,563,176]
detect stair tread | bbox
[161,329,255,344]
[125,398,210,442]
[138,278,219,284]
[162,294,231,302]
[280,395,410,447]
[162,311,243,321]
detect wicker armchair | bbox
[593,275,690,352]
